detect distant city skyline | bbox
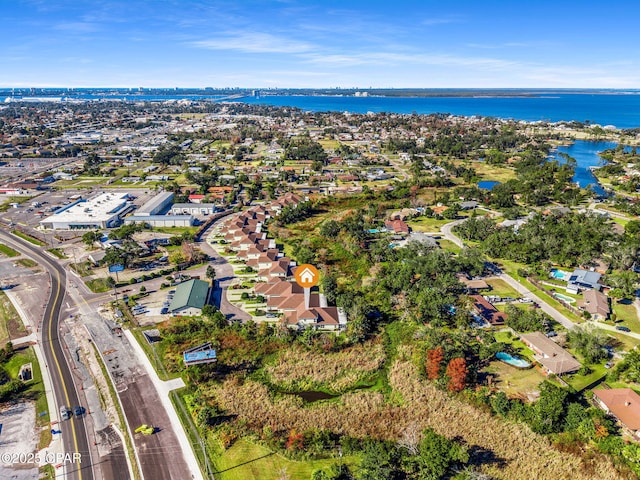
[2,0,639,89]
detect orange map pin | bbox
[295,264,319,288]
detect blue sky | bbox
[1,0,639,88]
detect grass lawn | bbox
[0,290,27,345]
[467,161,517,183]
[486,278,520,298]
[437,239,461,254]
[483,361,546,397]
[607,331,640,351]
[214,438,357,480]
[0,243,20,257]
[16,258,38,268]
[406,216,450,233]
[152,226,199,235]
[566,363,608,392]
[47,248,66,259]
[0,196,32,212]
[85,278,114,293]
[612,300,640,333]
[12,230,45,246]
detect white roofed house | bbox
[566,269,602,294]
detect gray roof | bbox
[137,191,174,215]
[568,269,601,289]
[169,279,210,313]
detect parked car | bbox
[605,362,613,369]
[616,326,631,332]
[161,308,169,314]
[545,331,558,338]
[74,406,86,416]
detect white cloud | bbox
[190,32,313,54]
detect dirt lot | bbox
[0,401,40,480]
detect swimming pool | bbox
[496,352,532,369]
[550,268,569,280]
[554,292,576,304]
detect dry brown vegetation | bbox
[214,345,631,480]
[262,340,385,392]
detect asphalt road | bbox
[0,231,94,480]
[199,216,252,323]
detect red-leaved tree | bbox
[446,357,467,392]
[426,346,444,380]
[285,429,304,451]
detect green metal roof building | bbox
[168,279,210,316]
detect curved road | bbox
[198,216,251,323]
[0,231,94,480]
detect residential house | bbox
[520,332,581,375]
[593,389,640,439]
[579,289,610,320]
[384,219,410,235]
[567,269,602,294]
[470,295,506,326]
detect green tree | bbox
[529,381,569,434]
[408,428,469,480]
[82,230,101,248]
[320,220,341,238]
[206,265,216,283]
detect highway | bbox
[0,231,94,480]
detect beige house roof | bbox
[581,289,610,317]
[520,332,581,375]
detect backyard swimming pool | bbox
[550,268,569,280]
[496,352,532,369]
[554,292,576,304]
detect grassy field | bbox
[612,300,640,333]
[483,360,546,397]
[214,438,357,480]
[486,278,520,298]
[566,363,608,392]
[3,347,52,448]
[0,243,20,257]
[466,161,517,183]
[12,230,46,246]
[0,196,31,212]
[85,278,113,293]
[0,290,27,345]
[406,216,451,232]
[16,258,38,268]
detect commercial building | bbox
[136,191,174,216]
[170,203,217,216]
[124,215,194,228]
[169,279,210,316]
[39,192,132,230]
